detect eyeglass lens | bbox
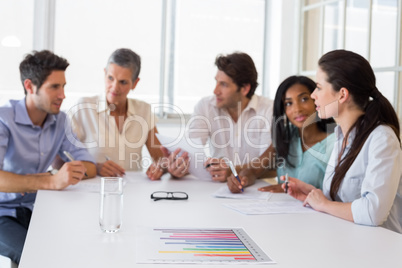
[151,191,188,200]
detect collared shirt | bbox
[0,99,95,218]
[277,125,335,189]
[323,125,402,233]
[70,95,157,171]
[187,95,273,165]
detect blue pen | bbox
[63,151,88,177]
[228,160,243,192]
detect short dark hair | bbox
[106,48,141,81]
[19,50,69,95]
[215,52,258,98]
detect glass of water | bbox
[100,177,123,233]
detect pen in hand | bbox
[63,151,88,177]
[284,173,289,193]
[104,155,125,175]
[205,162,218,169]
[228,160,243,192]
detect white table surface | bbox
[20,172,402,268]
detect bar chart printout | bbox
[136,227,275,264]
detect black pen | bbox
[205,162,219,169]
[63,151,88,177]
[285,173,289,193]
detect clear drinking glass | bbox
[100,177,123,233]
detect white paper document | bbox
[156,133,211,180]
[223,200,317,215]
[64,178,101,192]
[212,179,273,200]
[64,177,126,192]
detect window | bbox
[53,0,266,116]
[300,0,402,118]
[0,0,34,105]
[54,0,163,111]
[345,0,370,56]
[302,6,321,71]
[169,0,265,113]
[0,0,267,118]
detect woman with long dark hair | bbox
[227,75,335,192]
[285,50,402,233]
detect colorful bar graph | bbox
[136,228,274,264]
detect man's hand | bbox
[205,158,229,182]
[96,160,125,177]
[50,161,87,190]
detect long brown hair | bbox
[318,50,400,200]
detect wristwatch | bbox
[48,169,59,175]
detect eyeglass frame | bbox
[150,191,189,201]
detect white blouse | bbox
[323,125,402,233]
[69,95,157,171]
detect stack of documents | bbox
[212,180,317,215]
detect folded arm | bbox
[0,161,88,192]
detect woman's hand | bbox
[161,146,190,178]
[227,169,257,193]
[280,176,316,202]
[258,184,284,193]
[227,174,248,193]
[303,189,329,212]
[146,160,165,180]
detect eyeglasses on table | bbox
[150,191,188,201]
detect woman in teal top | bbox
[276,124,335,190]
[227,76,335,192]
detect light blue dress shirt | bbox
[323,125,402,233]
[277,125,335,189]
[0,99,95,218]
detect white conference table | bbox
[20,172,402,268]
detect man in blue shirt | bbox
[0,50,96,264]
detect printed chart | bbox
[136,227,275,264]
